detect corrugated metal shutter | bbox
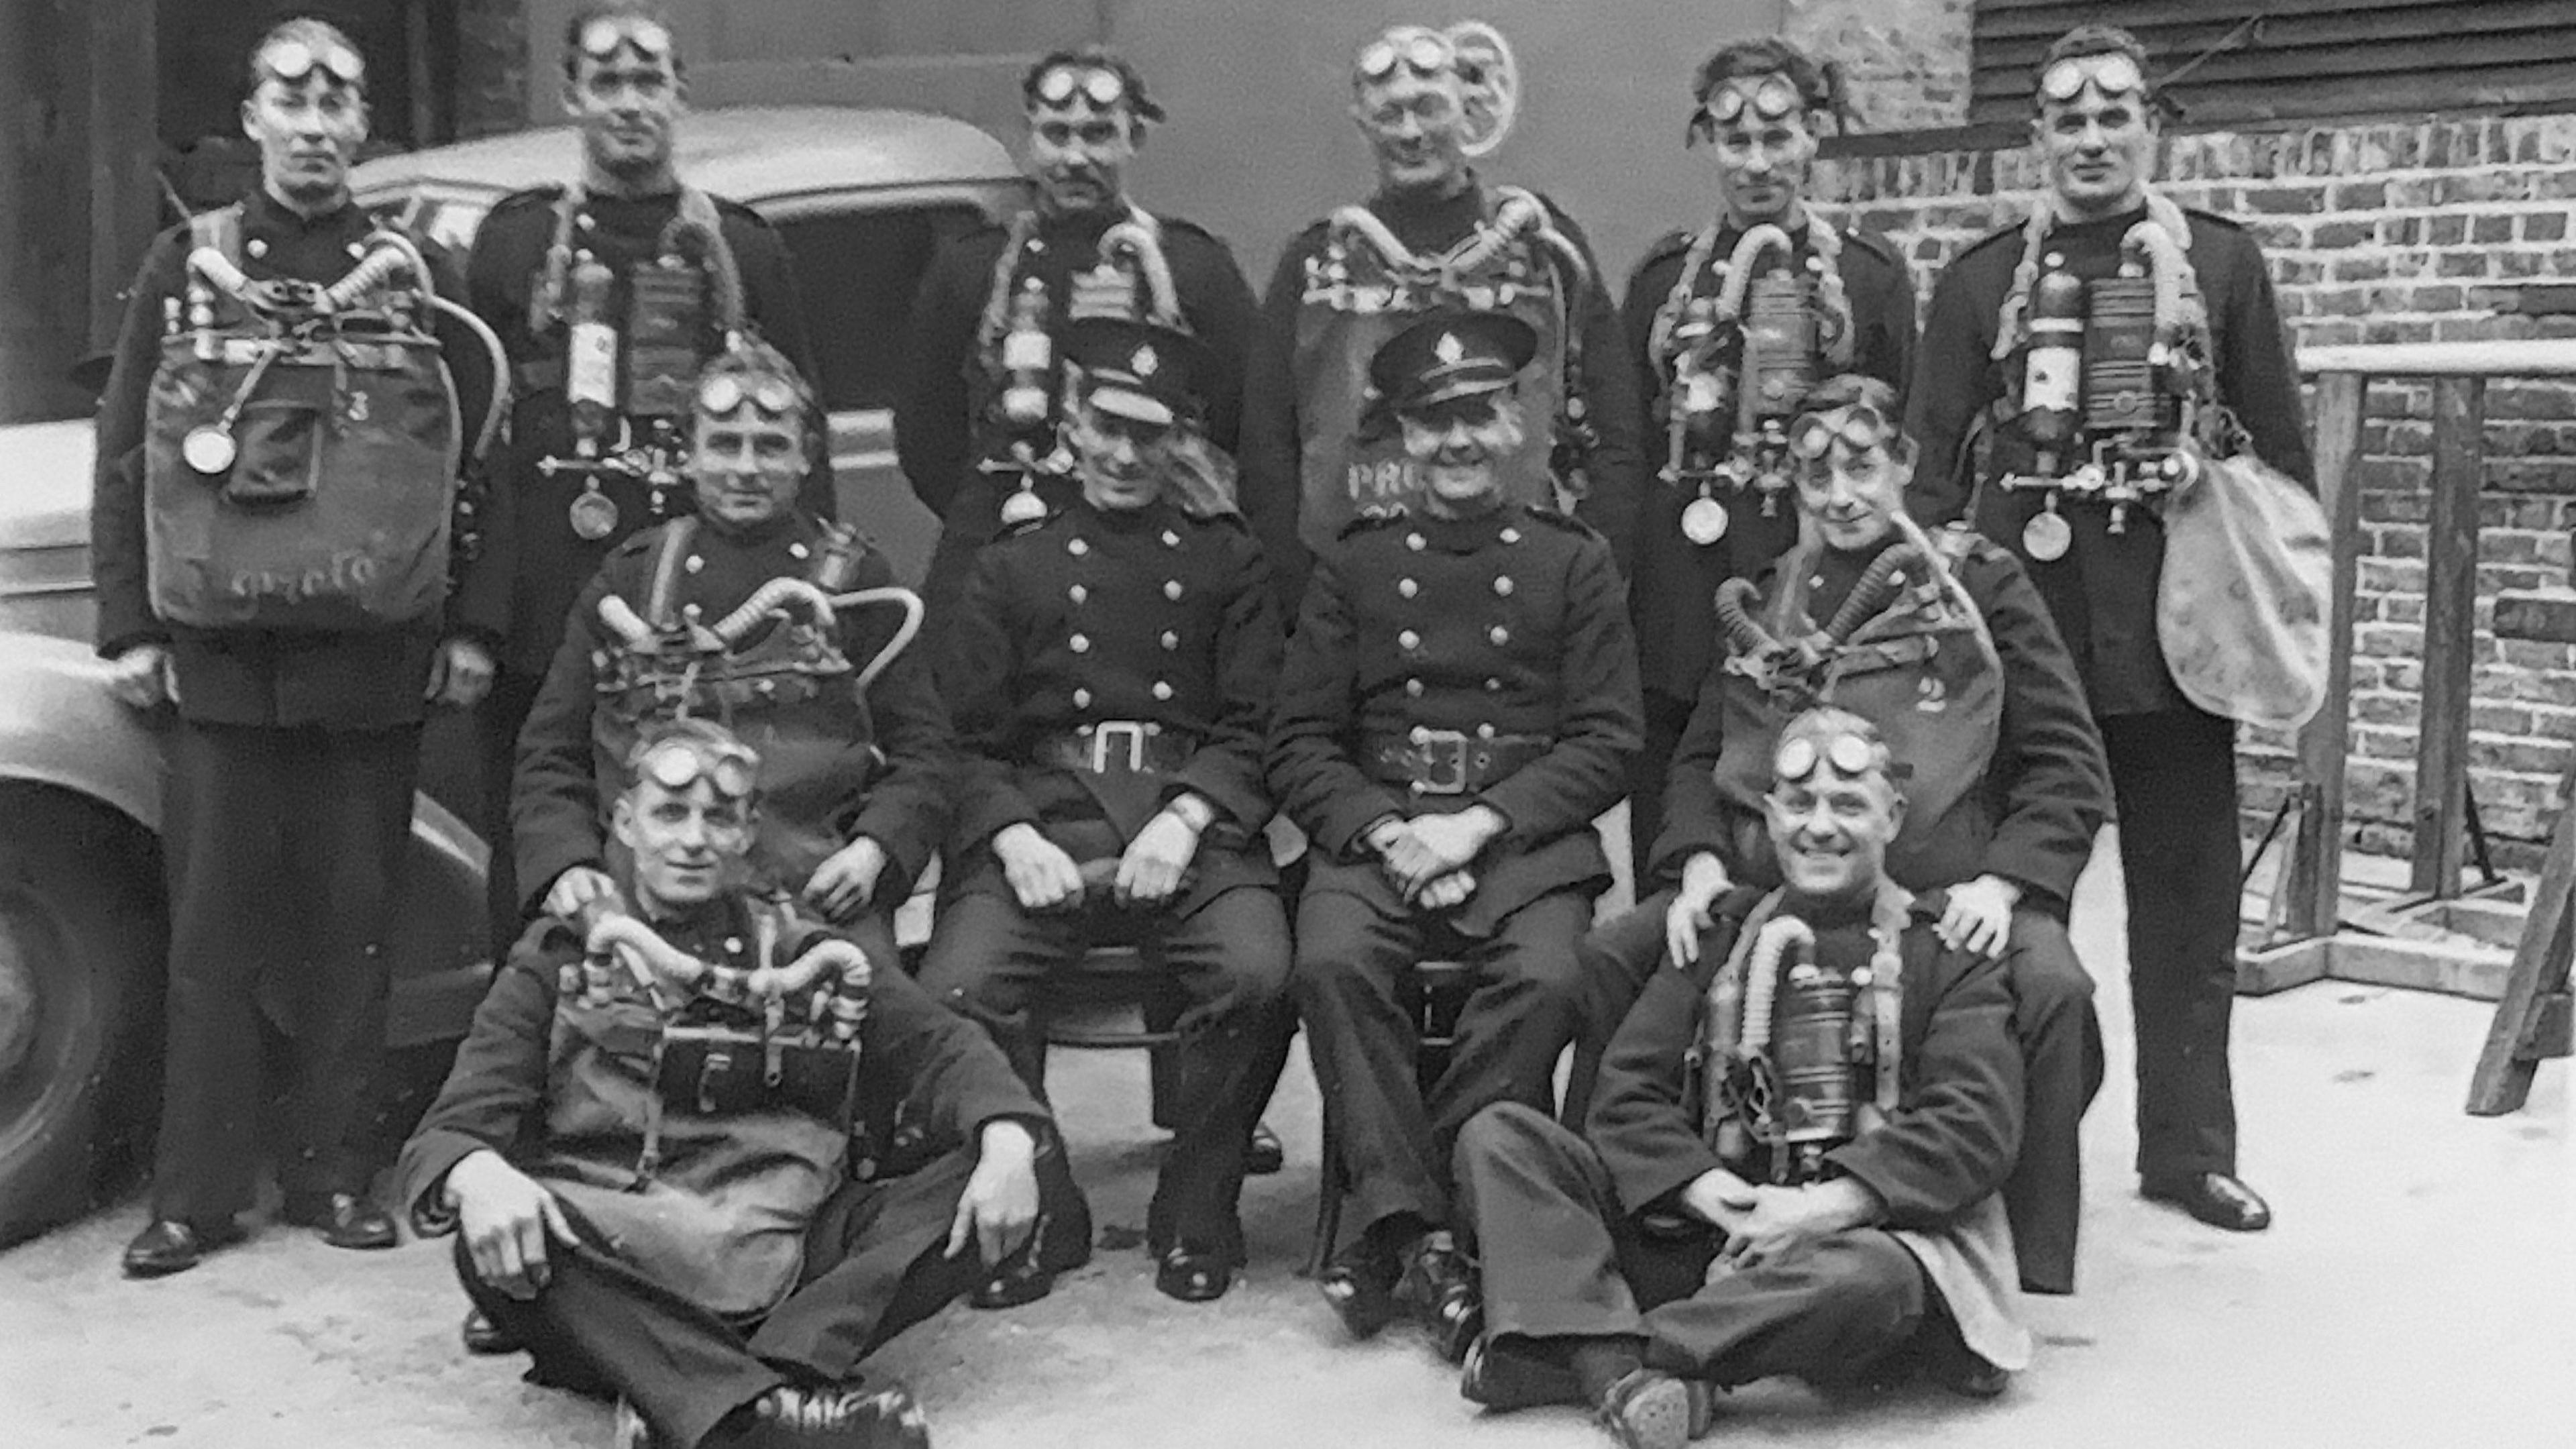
[1970,0,2576,127]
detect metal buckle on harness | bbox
[1087,720,1157,773]
[1407,726,1472,796]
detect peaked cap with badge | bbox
[1063,316,1218,428]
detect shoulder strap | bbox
[670,186,746,333]
[189,205,245,270]
[645,518,700,629]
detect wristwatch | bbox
[1165,792,1217,834]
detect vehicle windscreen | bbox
[775,203,988,413]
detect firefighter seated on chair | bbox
[513,335,956,979]
[397,718,1051,1449]
[1450,708,2031,1449]
[920,315,1293,1309]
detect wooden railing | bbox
[2282,339,2576,943]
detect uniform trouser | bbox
[1624,689,1696,883]
[476,667,546,952]
[1293,886,1595,1248]
[1454,1104,1928,1388]
[461,1149,986,1449]
[2102,707,2242,1180]
[1564,892,2102,1295]
[914,885,1294,1260]
[152,720,421,1222]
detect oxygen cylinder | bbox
[1770,943,1862,1185]
[566,251,620,448]
[1741,272,1819,421]
[2082,266,2174,436]
[1000,278,1053,427]
[2021,265,2085,447]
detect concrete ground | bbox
[3,835,2571,1449]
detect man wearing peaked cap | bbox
[1270,308,1641,1354]
[924,315,1294,1308]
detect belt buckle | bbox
[1088,720,1152,773]
[1409,727,1470,796]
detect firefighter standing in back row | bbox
[465,0,824,951]
[1619,36,1916,881]
[91,18,508,1275]
[1238,21,1647,619]
[1907,25,2314,1233]
[897,45,1260,627]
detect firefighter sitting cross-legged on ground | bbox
[1568,376,2109,1296]
[1270,311,1642,1357]
[93,17,508,1277]
[920,317,1294,1308]
[399,719,1047,1449]
[1452,708,2031,1449]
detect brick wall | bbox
[1784,0,1972,133]
[455,0,529,139]
[1812,115,2576,867]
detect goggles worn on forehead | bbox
[641,740,759,799]
[1357,30,1458,83]
[1036,65,1127,109]
[580,17,674,64]
[1775,731,1879,784]
[1707,76,1803,126]
[2039,52,2145,104]
[1788,402,1900,462]
[259,38,365,88]
[698,373,799,418]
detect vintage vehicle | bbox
[0,106,1024,1244]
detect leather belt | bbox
[1368,727,1552,796]
[1039,720,1198,775]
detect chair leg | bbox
[1304,1099,1345,1279]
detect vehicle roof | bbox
[0,420,96,553]
[352,105,1020,207]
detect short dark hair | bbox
[561,1,684,80]
[1690,36,1847,122]
[247,16,367,95]
[1019,44,1165,125]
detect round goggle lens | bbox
[1774,732,1878,783]
[1788,405,1896,461]
[643,743,759,798]
[1358,30,1455,81]
[260,38,365,87]
[581,17,673,62]
[1709,76,1801,125]
[2041,52,2143,103]
[698,374,798,418]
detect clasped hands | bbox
[1679,1166,1884,1277]
[991,800,1209,914]
[1368,806,1507,910]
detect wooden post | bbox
[2411,375,2485,898]
[2288,371,2369,939]
[2466,769,2576,1115]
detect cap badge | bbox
[1132,343,1159,376]
[1434,331,1466,366]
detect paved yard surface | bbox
[3,837,2570,1448]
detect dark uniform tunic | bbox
[397,896,1048,1449]
[511,510,953,969]
[1618,219,1916,873]
[920,496,1290,1260]
[1570,531,2110,1291]
[90,188,508,1222]
[1238,181,1648,618]
[1269,502,1641,1245]
[1456,888,2025,1391]
[895,208,1259,619]
[1907,205,2312,1185]
[465,184,821,942]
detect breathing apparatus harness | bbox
[1646,219,1858,545]
[1982,191,2247,559]
[1691,884,1910,1185]
[971,202,1202,527]
[525,184,750,541]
